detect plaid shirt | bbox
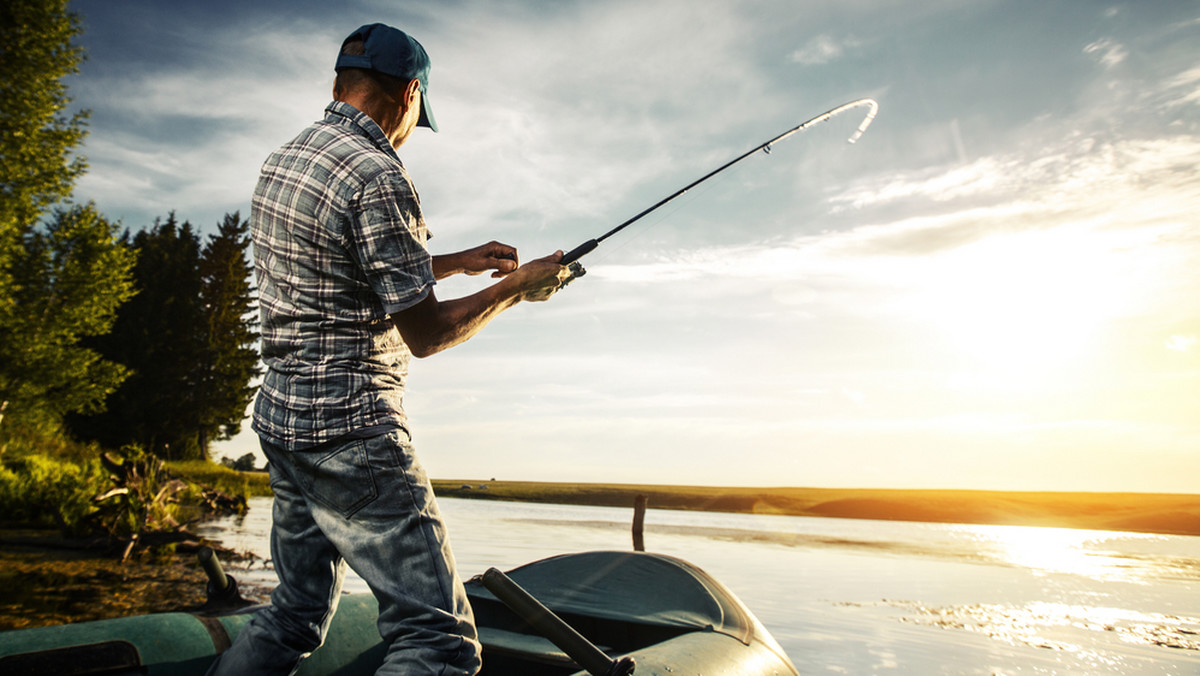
[250,101,435,449]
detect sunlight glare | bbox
[1166,335,1196,352]
[956,523,1150,583]
[906,227,1138,389]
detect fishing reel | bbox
[560,261,586,290]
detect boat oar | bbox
[481,567,636,676]
[198,546,250,612]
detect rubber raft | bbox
[0,550,800,675]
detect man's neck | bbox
[336,91,406,149]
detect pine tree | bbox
[0,2,135,427]
[69,213,261,461]
[69,215,207,458]
[196,212,260,457]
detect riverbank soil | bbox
[0,528,255,630]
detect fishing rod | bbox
[559,98,879,271]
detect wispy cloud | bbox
[1163,65,1200,107]
[1083,38,1128,68]
[790,34,863,66]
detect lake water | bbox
[197,496,1200,675]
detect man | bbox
[207,23,572,675]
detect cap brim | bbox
[418,90,438,133]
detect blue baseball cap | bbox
[335,23,438,132]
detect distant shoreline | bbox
[431,480,1200,537]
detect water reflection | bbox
[195,497,1200,674]
[869,599,1200,654]
[948,523,1198,584]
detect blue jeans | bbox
[207,430,481,675]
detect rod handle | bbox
[561,239,598,266]
[481,568,635,676]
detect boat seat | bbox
[477,626,613,667]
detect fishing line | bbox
[558,98,879,279]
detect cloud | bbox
[827,133,1200,222]
[829,157,1015,209]
[1163,65,1200,108]
[73,17,339,227]
[790,34,862,66]
[1166,335,1196,352]
[1083,38,1128,68]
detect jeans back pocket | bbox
[297,439,380,519]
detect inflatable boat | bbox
[0,550,799,675]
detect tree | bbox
[231,452,258,472]
[0,0,88,283]
[196,212,260,455]
[69,215,207,458]
[0,205,136,424]
[69,213,260,460]
[0,3,136,427]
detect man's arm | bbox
[431,241,519,280]
[393,251,568,358]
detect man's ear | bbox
[406,78,421,104]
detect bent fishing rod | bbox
[559,98,879,271]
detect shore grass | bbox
[166,460,272,498]
[431,480,1200,537]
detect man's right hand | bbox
[513,251,574,302]
[392,250,576,358]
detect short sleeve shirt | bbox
[250,101,435,449]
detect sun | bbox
[907,227,1135,390]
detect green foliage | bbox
[69,215,206,458]
[196,212,261,450]
[220,452,259,472]
[68,213,260,460]
[0,0,88,269]
[168,459,272,498]
[0,4,259,466]
[0,205,136,424]
[0,416,96,463]
[0,452,107,534]
[0,3,137,429]
[0,423,259,551]
[91,447,188,557]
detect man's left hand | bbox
[435,241,519,280]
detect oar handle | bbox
[481,568,636,676]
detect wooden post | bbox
[632,494,648,552]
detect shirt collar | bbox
[324,101,401,161]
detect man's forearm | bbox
[399,282,522,358]
[392,254,565,358]
[430,253,463,280]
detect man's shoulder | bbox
[267,120,401,189]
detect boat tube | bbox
[0,550,800,675]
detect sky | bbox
[67,0,1200,493]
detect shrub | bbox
[0,453,107,534]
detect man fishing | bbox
[207,23,572,676]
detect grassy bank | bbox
[0,422,269,537]
[0,425,272,630]
[167,460,272,499]
[431,480,1200,537]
